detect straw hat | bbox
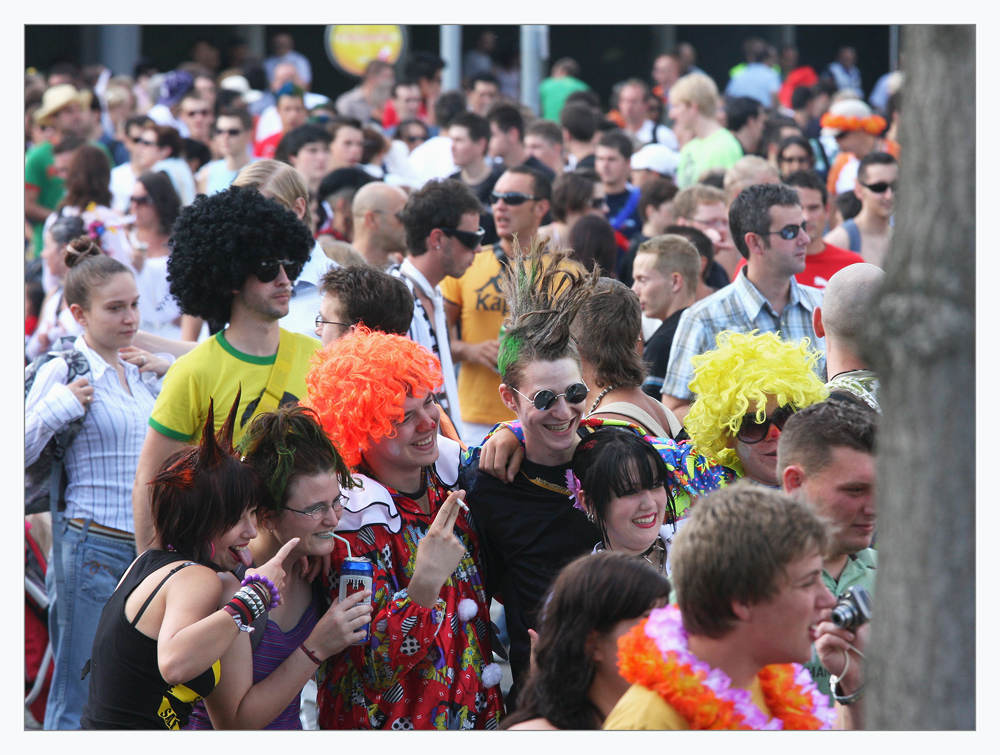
[33,84,85,125]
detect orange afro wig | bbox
[302,326,442,468]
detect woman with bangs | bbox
[569,427,678,575]
[184,405,373,730]
[302,327,503,730]
[80,399,298,729]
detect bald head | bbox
[820,263,885,349]
[352,181,408,216]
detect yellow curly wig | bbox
[684,330,828,472]
[302,326,442,468]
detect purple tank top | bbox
[184,601,319,729]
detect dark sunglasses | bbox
[490,191,541,206]
[403,134,426,144]
[440,226,485,249]
[511,382,589,411]
[590,197,608,209]
[214,127,244,137]
[135,138,157,147]
[129,195,152,206]
[761,221,807,241]
[735,404,796,444]
[255,259,304,283]
[860,180,897,194]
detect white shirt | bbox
[110,162,138,214]
[280,240,339,338]
[390,259,463,437]
[632,119,679,150]
[25,337,170,532]
[407,136,457,188]
[134,255,182,340]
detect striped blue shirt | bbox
[25,337,167,533]
[661,268,826,401]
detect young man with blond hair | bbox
[669,73,743,189]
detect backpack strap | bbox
[245,330,296,435]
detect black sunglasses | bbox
[214,127,243,137]
[490,191,542,206]
[511,382,589,411]
[860,180,897,194]
[135,138,157,147]
[403,134,426,144]
[761,222,807,241]
[735,404,796,444]
[256,259,304,283]
[129,195,152,206]
[440,226,485,249]
[590,197,608,209]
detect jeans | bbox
[43,518,135,730]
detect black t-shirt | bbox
[461,452,600,707]
[450,164,505,246]
[642,308,686,400]
[705,259,731,290]
[619,233,650,286]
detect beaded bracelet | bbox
[241,573,280,609]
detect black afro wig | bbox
[167,184,314,324]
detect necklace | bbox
[617,605,834,730]
[588,384,616,415]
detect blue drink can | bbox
[339,557,373,645]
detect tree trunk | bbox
[862,25,975,730]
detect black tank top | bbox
[80,550,222,729]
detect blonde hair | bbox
[669,73,719,117]
[685,330,829,473]
[635,234,700,298]
[232,159,312,231]
[672,184,726,221]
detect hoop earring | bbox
[210,541,216,559]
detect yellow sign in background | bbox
[325,25,407,78]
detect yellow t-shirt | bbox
[149,328,321,445]
[440,246,515,427]
[603,678,772,730]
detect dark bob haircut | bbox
[571,427,675,549]
[150,395,262,569]
[167,184,314,324]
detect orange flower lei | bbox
[617,607,834,730]
[820,112,887,136]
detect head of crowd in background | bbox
[133,170,181,235]
[549,170,603,224]
[567,214,618,277]
[570,278,645,392]
[59,143,112,210]
[232,158,312,230]
[685,330,828,484]
[401,177,484,271]
[728,182,804,261]
[315,265,414,345]
[167,184,314,325]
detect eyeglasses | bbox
[490,191,542,206]
[214,127,244,137]
[859,180,897,194]
[440,226,485,249]
[735,404,796,444]
[510,382,589,411]
[761,221,807,241]
[284,494,345,520]
[688,216,728,229]
[402,134,426,144]
[135,138,157,147]
[256,259,304,283]
[184,109,210,118]
[129,195,152,206]
[315,314,351,330]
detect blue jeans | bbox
[43,518,136,730]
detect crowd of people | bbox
[25,30,894,731]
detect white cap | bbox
[630,144,680,179]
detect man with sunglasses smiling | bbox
[662,183,825,423]
[131,186,317,553]
[441,166,552,446]
[823,152,897,268]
